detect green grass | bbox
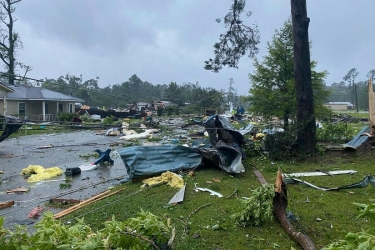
[5,119,375,249]
[57,144,375,250]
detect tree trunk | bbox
[290,0,316,155]
[6,0,16,85]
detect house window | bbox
[58,103,64,112]
[18,102,25,116]
[69,103,73,113]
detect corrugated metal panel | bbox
[344,126,370,149]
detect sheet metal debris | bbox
[283,170,357,178]
[168,184,186,204]
[118,115,250,182]
[194,183,223,198]
[344,126,371,150]
[285,175,375,191]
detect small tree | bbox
[248,19,330,129]
[0,0,21,85]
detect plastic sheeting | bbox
[118,145,202,182]
[118,115,250,182]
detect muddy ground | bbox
[0,129,129,231]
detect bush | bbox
[56,112,77,122]
[316,122,354,143]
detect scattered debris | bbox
[194,183,223,198]
[93,149,114,165]
[54,187,126,219]
[285,174,375,191]
[28,206,45,218]
[119,129,159,141]
[20,165,63,182]
[48,198,80,208]
[0,200,14,209]
[168,184,186,204]
[65,167,81,176]
[6,187,29,194]
[142,171,184,188]
[283,170,357,178]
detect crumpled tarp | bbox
[0,115,23,143]
[118,115,250,182]
[20,165,63,182]
[118,145,202,182]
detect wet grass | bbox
[58,143,375,250]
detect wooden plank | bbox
[54,187,126,219]
[253,169,268,185]
[0,200,14,209]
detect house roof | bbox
[0,82,15,92]
[327,102,354,106]
[5,85,84,102]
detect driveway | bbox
[0,129,128,230]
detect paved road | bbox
[0,129,129,230]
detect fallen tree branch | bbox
[273,170,317,250]
[225,188,238,198]
[184,203,211,234]
[121,230,161,250]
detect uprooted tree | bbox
[205,0,318,155]
[0,0,22,85]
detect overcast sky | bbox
[11,0,375,94]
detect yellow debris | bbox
[142,171,184,188]
[20,165,63,182]
[255,133,265,139]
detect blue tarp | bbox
[118,115,249,182]
[118,145,202,182]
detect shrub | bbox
[56,112,77,122]
[316,122,354,143]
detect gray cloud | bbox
[9,0,375,94]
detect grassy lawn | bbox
[3,117,375,249]
[58,138,375,249]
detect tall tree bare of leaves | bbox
[343,68,359,112]
[290,0,316,155]
[204,0,260,72]
[0,0,21,85]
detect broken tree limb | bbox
[273,170,317,250]
[54,187,126,219]
[184,203,211,234]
